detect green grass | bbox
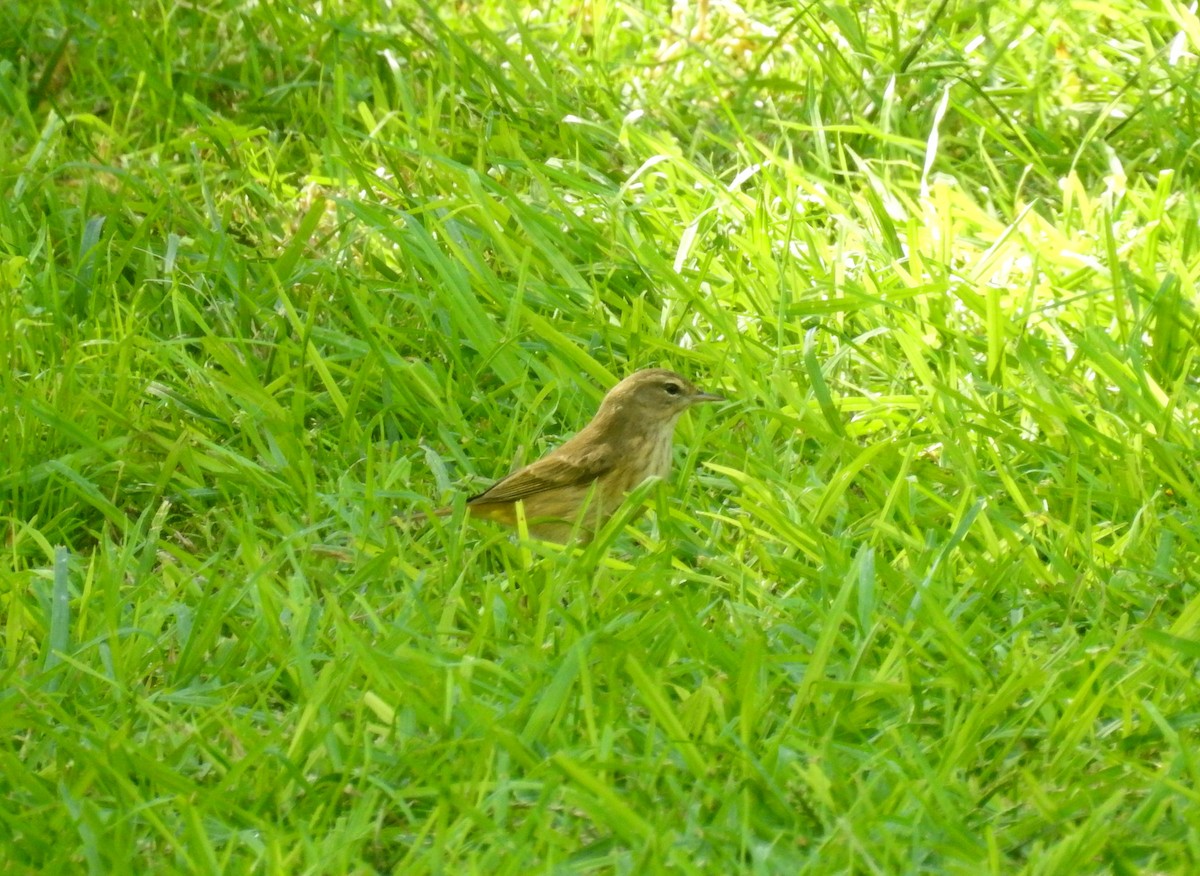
[3,0,1200,871]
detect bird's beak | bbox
[691,390,725,404]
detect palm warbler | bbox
[412,368,724,541]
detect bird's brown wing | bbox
[467,446,613,505]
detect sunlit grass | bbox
[3,0,1199,871]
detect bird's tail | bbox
[392,506,453,529]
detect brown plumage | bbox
[412,368,724,542]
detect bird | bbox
[408,368,724,542]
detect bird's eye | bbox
[663,383,682,396]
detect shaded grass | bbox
[3,0,1200,872]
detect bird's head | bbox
[596,368,724,429]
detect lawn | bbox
[3,0,1200,872]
